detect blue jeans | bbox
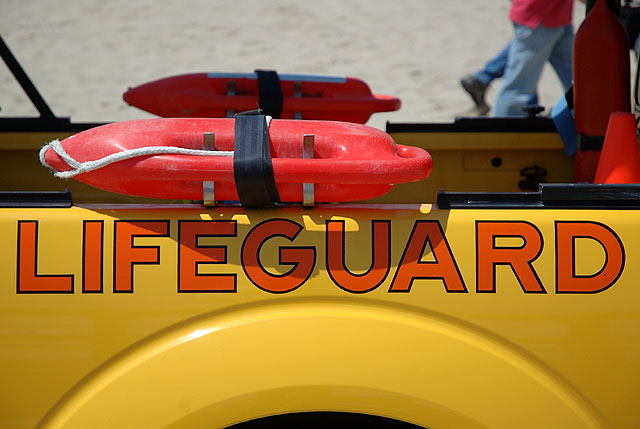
[474,42,511,85]
[494,23,574,117]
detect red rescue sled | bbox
[122,72,401,124]
[40,118,431,203]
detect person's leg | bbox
[475,40,512,84]
[460,76,490,114]
[494,24,559,116]
[548,24,574,91]
[460,41,513,115]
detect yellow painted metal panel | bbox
[0,204,637,428]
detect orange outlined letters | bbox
[556,221,624,293]
[476,221,545,293]
[178,220,237,293]
[15,217,626,295]
[241,219,316,293]
[326,220,391,293]
[83,221,104,293]
[389,220,467,293]
[17,220,74,293]
[114,220,169,293]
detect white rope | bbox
[40,139,236,179]
[39,116,272,179]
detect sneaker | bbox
[460,74,490,112]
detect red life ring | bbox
[122,72,401,124]
[41,118,431,203]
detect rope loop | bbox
[39,139,234,179]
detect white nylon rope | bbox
[39,116,272,179]
[39,140,234,179]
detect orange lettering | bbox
[17,220,73,293]
[326,220,390,293]
[178,220,237,292]
[390,221,466,293]
[83,221,103,293]
[556,221,624,293]
[476,221,544,293]
[114,221,169,293]
[242,219,315,293]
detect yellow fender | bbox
[39,299,607,429]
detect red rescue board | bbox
[41,118,431,203]
[123,73,401,124]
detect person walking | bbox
[493,0,578,117]
[460,39,540,116]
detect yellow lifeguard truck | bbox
[3,183,638,428]
[1,6,639,426]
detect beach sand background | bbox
[1,0,587,131]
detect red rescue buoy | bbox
[40,118,431,204]
[573,0,630,182]
[122,72,401,124]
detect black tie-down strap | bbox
[233,113,281,207]
[255,69,283,118]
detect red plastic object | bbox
[594,112,640,184]
[573,0,630,182]
[123,73,401,124]
[42,118,431,202]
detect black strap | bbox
[233,113,280,207]
[578,134,605,151]
[255,69,283,118]
[564,86,574,110]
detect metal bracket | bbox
[303,134,314,207]
[203,132,216,206]
[226,81,236,118]
[294,81,302,120]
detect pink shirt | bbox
[509,0,574,28]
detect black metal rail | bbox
[0,190,72,208]
[0,34,55,119]
[0,33,103,132]
[438,184,640,209]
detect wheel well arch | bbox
[39,299,606,429]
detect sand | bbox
[0,0,587,131]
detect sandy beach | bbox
[1,0,587,130]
